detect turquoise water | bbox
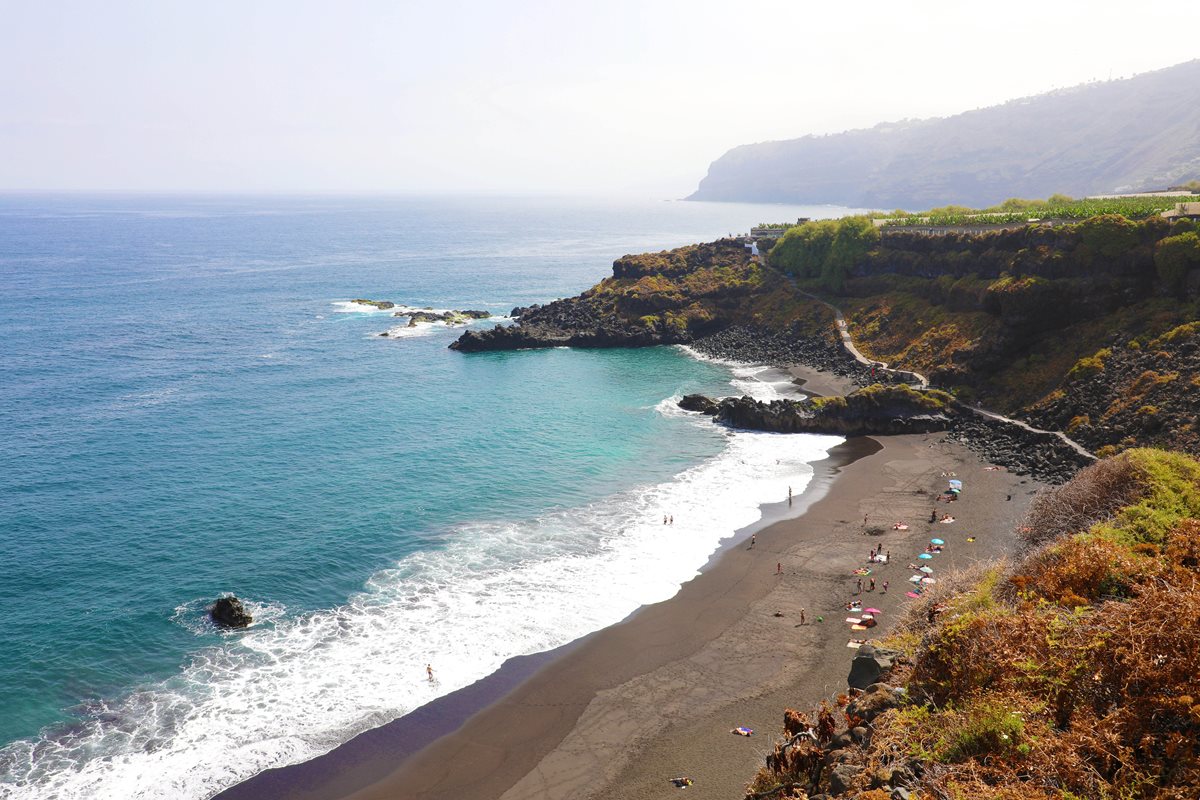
[0,195,851,798]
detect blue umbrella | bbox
[918,553,933,559]
[930,538,945,545]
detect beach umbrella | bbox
[918,552,933,559]
[919,566,934,574]
[864,607,882,614]
[930,538,945,545]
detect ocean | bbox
[0,194,855,799]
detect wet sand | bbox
[219,431,1039,800]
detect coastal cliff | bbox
[451,239,821,352]
[688,59,1200,208]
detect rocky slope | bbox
[451,239,815,352]
[689,59,1200,208]
[1026,321,1200,456]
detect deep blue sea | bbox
[0,195,854,799]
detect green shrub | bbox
[1154,232,1200,294]
[1067,348,1111,379]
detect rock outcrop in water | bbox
[351,299,395,310]
[210,596,253,628]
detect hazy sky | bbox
[2,1,1197,196]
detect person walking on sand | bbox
[426,664,434,682]
[750,534,756,549]
[776,562,782,575]
[882,580,889,593]
[856,577,863,593]
[669,515,674,525]
[869,577,876,591]
[663,515,668,525]
[800,609,806,624]
[788,485,793,506]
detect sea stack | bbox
[210,596,253,628]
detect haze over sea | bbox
[0,195,856,799]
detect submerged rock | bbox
[210,596,253,628]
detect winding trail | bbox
[791,285,1096,461]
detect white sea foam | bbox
[0,367,841,800]
[330,300,397,314]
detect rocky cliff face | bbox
[451,239,803,352]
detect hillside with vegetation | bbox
[770,212,1200,452]
[688,59,1200,208]
[744,448,1200,800]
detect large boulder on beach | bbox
[210,596,253,628]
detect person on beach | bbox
[788,485,793,506]
[669,515,674,525]
[776,562,782,575]
[663,515,668,525]
[750,534,756,549]
[426,664,434,682]
[856,577,863,593]
[882,580,889,593]
[869,577,876,591]
[800,609,805,624]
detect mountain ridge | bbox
[689,59,1200,209]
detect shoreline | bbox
[215,434,876,800]
[217,430,1038,800]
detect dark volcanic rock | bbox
[948,414,1093,484]
[678,394,718,414]
[689,325,886,387]
[351,299,394,310]
[712,385,957,436]
[848,645,899,690]
[210,596,252,628]
[451,323,683,352]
